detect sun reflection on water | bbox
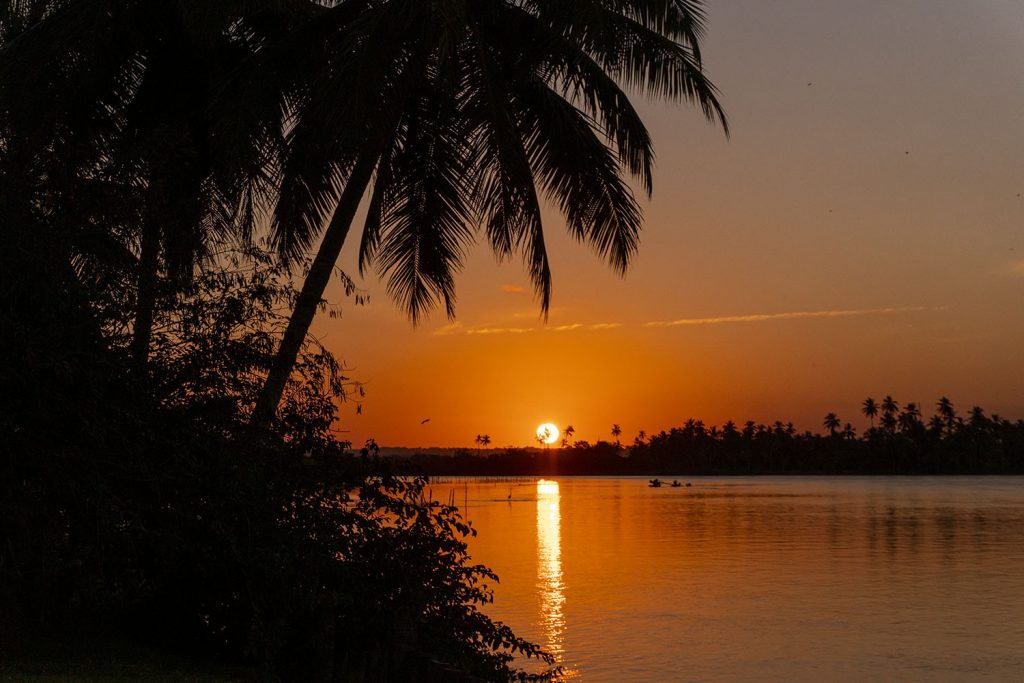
[536,479,565,660]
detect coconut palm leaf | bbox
[249,0,728,423]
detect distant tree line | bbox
[397,398,1024,476]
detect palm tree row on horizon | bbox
[856,395,977,438]
[460,396,1012,451]
[415,399,1024,477]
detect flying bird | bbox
[420,418,431,424]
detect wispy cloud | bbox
[500,284,526,294]
[432,321,621,336]
[432,322,464,336]
[467,326,534,335]
[644,306,943,328]
[431,307,939,336]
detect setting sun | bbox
[536,423,560,445]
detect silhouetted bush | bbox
[0,244,554,681]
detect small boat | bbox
[670,480,682,488]
[685,482,692,487]
[648,478,663,488]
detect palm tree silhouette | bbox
[862,397,878,429]
[823,413,840,437]
[880,396,899,435]
[537,425,553,449]
[563,425,575,448]
[898,403,922,433]
[936,396,957,435]
[611,424,622,448]
[251,0,728,424]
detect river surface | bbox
[454,476,1024,681]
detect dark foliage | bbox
[0,237,555,680]
[1,1,560,678]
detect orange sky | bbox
[309,0,1024,448]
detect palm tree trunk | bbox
[130,222,161,376]
[251,151,380,427]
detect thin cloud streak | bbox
[467,327,534,335]
[433,322,620,336]
[644,306,944,328]
[432,307,941,336]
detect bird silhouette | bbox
[420,418,431,424]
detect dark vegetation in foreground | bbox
[1,0,728,678]
[0,249,554,681]
[398,402,1024,476]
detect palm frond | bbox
[517,76,643,275]
[372,84,476,323]
[461,19,552,312]
[270,0,419,263]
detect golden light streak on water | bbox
[535,479,565,661]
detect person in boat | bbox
[649,478,662,487]
[671,480,682,487]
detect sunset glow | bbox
[536,423,560,445]
[310,0,1023,449]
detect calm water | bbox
[456,477,1024,681]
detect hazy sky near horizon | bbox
[311,0,1024,448]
